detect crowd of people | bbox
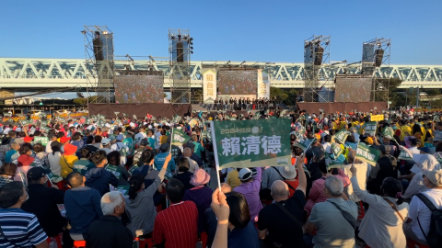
[0,108,441,248]
[208,97,282,111]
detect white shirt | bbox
[407,188,442,242]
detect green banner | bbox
[171,129,190,147]
[213,119,291,169]
[34,136,49,146]
[398,149,413,161]
[356,142,381,166]
[334,130,350,144]
[364,122,377,136]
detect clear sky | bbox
[1,0,442,64]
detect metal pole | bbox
[416,87,419,108]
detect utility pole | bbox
[416,87,420,108]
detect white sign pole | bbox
[210,121,222,191]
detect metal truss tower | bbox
[303,35,331,102]
[82,25,115,103]
[361,38,391,101]
[169,29,193,103]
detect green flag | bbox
[334,130,350,144]
[171,128,190,147]
[356,142,381,166]
[382,126,394,139]
[213,119,291,169]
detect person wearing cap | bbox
[16,143,35,175]
[405,169,442,245]
[0,181,49,248]
[350,165,408,248]
[134,126,147,145]
[234,167,263,221]
[184,168,213,232]
[400,145,441,199]
[60,143,79,178]
[100,137,112,155]
[261,166,287,190]
[257,156,307,248]
[21,167,67,241]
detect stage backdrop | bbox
[203,68,217,103]
[217,69,258,99]
[334,75,372,102]
[114,71,164,104]
[88,103,191,119]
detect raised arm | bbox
[296,154,307,196]
[349,164,378,204]
[158,152,172,181]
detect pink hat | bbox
[190,169,210,186]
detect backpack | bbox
[416,193,442,248]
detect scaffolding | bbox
[169,29,193,103]
[361,38,391,101]
[81,25,115,103]
[303,35,331,102]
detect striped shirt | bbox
[0,208,48,248]
[153,201,198,248]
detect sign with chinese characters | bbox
[171,128,190,147]
[203,69,217,103]
[356,142,381,166]
[213,119,291,168]
[363,122,377,136]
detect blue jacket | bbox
[64,186,103,235]
[85,168,119,196]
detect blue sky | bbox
[1,0,442,64]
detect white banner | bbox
[257,69,270,99]
[203,69,217,103]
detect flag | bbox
[212,119,291,169]
[171,128,190,147]
[382,126,394,139]
[334,130,350,144]
[356,142,381,166]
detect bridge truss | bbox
[0,58,442,91]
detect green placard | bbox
[364,122,377,136]
[356,142,381,166]
[171,128,190,147]
[33,136,49,146]
[213,119,291,169]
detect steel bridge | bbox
[1,57,441,91]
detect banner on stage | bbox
[203,69,217,103]
[212,119,291,169]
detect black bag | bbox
[416,194,442,248]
